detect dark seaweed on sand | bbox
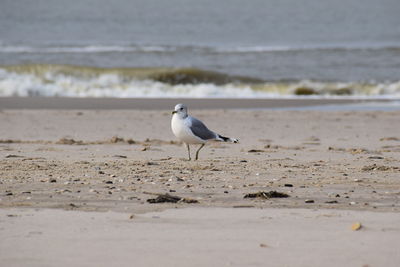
[147,193,199,204]
[244,191,289,199]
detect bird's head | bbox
[172,103,188,118]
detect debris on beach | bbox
[305,199,315,203]
[248,149,265,153]
[113,155,127,158]
[325,200,338,204]
[368,156,384,160]
[362,164,399,172]
[328,146,375,154]
[244,191,289,199]
[347,148,370,154]
[68,203,79,209]
[379,137,399,141]
[305,136,320,142]
[146,193,199,204]
[233,205,255,208]
[303,136,321,145]
[109,136,125,143]
[56,138,84,145]
[5,154,24,158]
[351,222,362,231]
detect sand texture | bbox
[2,207,400,267]
[1,106,400,266]
[1,108,399,212]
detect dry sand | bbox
[2,208,400,267]
[1,99,400,266]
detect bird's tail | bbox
[217,134,238,143]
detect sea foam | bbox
[0,68,262,98]
[0,65,399,98]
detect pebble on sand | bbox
[351,222,362,231]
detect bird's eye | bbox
[180,108,183,110]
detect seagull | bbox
[171,103,238,160]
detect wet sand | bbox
[1,99,400,266]
[0,96,387,110]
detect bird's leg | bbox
[195,144,205,160]
[186,143,191,161]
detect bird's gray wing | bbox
[189,116,217,140]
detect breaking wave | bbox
[0,64,399,98]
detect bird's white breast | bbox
[171,115,205,144]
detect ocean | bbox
[0,0,399,98]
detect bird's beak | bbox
[172,111,177,114]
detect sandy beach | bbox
[1,98,400,266]
[3,0,399,265]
